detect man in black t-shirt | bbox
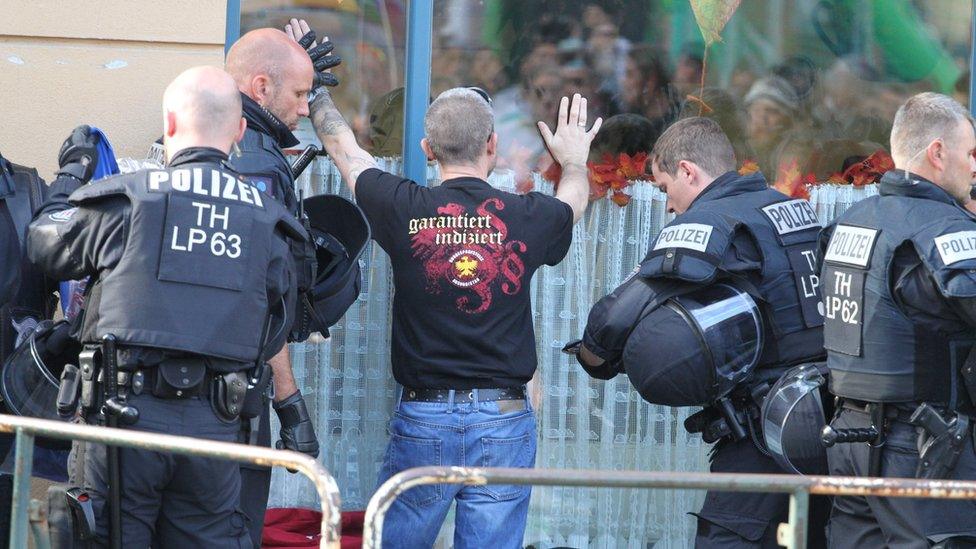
[307,79,600,546]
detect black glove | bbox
[297,30,341,88]
[274,390,320,464]
[57,125,99,183]
[561,339,582,356]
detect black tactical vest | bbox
[70,160,304,364]
[822,173,976,408]
[641,172,825,370]
[230,127,299,216]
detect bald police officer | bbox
[28,66,307,547]
[224,26,341,545]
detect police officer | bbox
[573,117,827,548]
[0,151,59,547]
[820,92,976,548]
[224,27,340,544]
[27,66,307,547]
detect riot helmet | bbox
[301,194,370,334]
[622,283,763,406]
[1,320,79,422]
[761,362,829,475]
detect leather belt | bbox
[840,398,915,422]
[124,366,210,399]
[401,386,526,403]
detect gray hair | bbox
[890,92,973,167]
[424,88,493,165]
[652,117,736,177]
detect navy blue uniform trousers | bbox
[81,392,251,548]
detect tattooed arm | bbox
[309,90,378,194]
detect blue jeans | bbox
[376,387,537,549]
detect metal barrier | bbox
[364,465,976,548]
[0,414,342,549]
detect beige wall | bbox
[0,0,228,177]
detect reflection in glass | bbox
[241,1,407,154]
[431,0,972,202]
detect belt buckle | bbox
[497,399,526,414]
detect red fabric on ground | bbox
[262,508,364,549]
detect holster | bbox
[685,388,766,447]
[47,484,95,549]
[911,403,969,480]
[78,348,99,412]
[211,371,248,422]
[57,363,82,419]
[239,363,271,420]
[685,407,733,444]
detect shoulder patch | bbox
[48,208,77,222]
[761,199,820,235]
[824,224,878,268]
[934,230,976,265]
[653,223,713,253]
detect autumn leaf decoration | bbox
[773,159,815,200]
[541,152,652,207]
[738,159,760,175]
[826,150,894,187]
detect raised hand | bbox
[537,93,603,169]
[285,18,341,88]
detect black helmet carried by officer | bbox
[301,194,370,335]
[622,283,764,406]
[1,320,79,423]
[761,362,829,475]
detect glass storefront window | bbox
[240,1,407,155]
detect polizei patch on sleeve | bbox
[761,199,821,235]
[653,223,713,253]
[934,231,976,265]
[823,225,879,268]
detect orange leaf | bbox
[589,179,609,199]
[738,159,759,175]
[542,162,562,184]
[610,190,632,207]
[608,177,631,191]
[841,149,894,187]
[776,159,802,187]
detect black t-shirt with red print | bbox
[355,168,573,389]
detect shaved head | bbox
[162,66,246,160]
[226,28,309,88]
[225,29,313,129]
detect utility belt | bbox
[53,336,276,547]
[823,398,971,480]
[60,344,273,426]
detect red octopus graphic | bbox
[410,199,527,314]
